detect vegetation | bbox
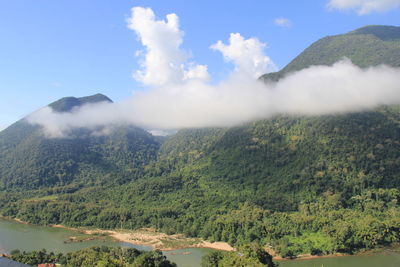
[48,93,112,112]
[8,246,177,267]
[1,107,399,257]
[201,244,276,267]
[0,94,161,189]
[1,25,399,259]
[260,25,400,82]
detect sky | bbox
[1,0,400,131]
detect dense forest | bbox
[8,246,177,267]
[0,94,161,189]
[260,25,400,82]
[201,244,276,267]
[1,107,399,257]
[0,25,399,258]
[6,244,277,267]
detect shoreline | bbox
[2,216,397,260]
[2,216,234,252]
[275,253,348,261]
[51,223,236,252]
[85,228,235,252]
[274,244,400,261]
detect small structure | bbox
[0,257,31,267]
[38,264,56,267]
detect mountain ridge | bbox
[48,93,112,113]
[260,25,400,82]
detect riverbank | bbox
[1,216,235,252]
[3,216,398,261]
[275,252,348,261]
[51,223,235,252]
[274,244,400,262]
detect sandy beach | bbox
[47,223,235,252]
[7,216,394,260]
[84,228,235,251]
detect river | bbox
[0,218,211,267]
[1,218,399,267]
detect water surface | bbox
[1,218,399,267]
[0,218,150,253]
[278,251,400,267]
[0,218,209,266]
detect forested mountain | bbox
[48,93,112,112]
[0,25,399,258]
[0,94,161,190]
[261,25,400,82]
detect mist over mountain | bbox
[261,25,400,82]
[26,25,400,136]
[0,94,160,190]
[0,25,399,258]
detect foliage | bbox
[201,244,277,267]
[260,25,400,82]
[1,26,400,259]
[48,93,112,112]
[0,116,161,190]
[9,246,176,267]
[1,107,399,257]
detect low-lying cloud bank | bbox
[27,7,400,138]
[28,59,400,137]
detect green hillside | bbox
[261,25,400,82]
[0,26,399,258]
[2,107,398,257]
[0,94,161,190]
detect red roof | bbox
[38,264,56,267]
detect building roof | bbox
[0,257,31,267]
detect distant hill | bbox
[0,94,160,190]
[260,25,400,82]
[48,93,112,112]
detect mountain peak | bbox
[350,25,400,41]
[49,93,113,112]
[260,24,400,82]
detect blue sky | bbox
[0,0,399,129]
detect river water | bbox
[277,251,400,267]
[0,218,211,267]
[1,218,399,267]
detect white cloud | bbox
[211,33,277,79]
[147,129,176,136]
[271,59,400,114]
[127,7,209,86]
[328,0,400,14]
[26,7,400,138]
[28,59,400,137]
[183,64,210,82]
[274,17,292,28]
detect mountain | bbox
[48,93,112,112]
[1,26,399,258]
[157,107,400,208]
[0,94,161,190]
[261,25,400,82]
